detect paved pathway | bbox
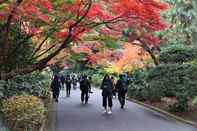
[53,88,197,131]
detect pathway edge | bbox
[127,98,197,127]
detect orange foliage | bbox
[116,43,149,70]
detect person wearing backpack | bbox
[65,75,72,97]
[80,75,91,104]
[101,74,113,114]
[50,75,61,102]
[115,74,129,109]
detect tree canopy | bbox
[0,0,169,80]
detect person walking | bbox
[72,75,77,90]
[101,74,113,114]
[65,75,72,97]
[60,75,65,89]
[80,75,91,104]
[50,75,61,102]
[115,74,129,109]
[111,76,116,98]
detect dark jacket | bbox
[80,78,91,92]
[51,77,61,94]
[60,76,65,84]
[115,79,128,93]
[65,78,72,87]
[101,78,113,97]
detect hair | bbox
[103,74,110,81]
[83,75,87,78]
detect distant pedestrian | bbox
[50,75,61,102]
[72,75,77,90]
[111,76,116,98]
[65,75,72,97]
[60,75,65,89]
[101,74,113,114]
[80,75,91,104]
[115,74,129,109]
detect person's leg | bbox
[68,86,71,96]
[52,91,56,99]
[85,91,89,104]
[108,95,113,108]
[102,96,107,113]
[81,91,85,103]
[122,91,127,108]
[56,91,60,102]
[66,86,69,96]
[118,92,123,106]
[107,95,113,114]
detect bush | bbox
[1,95,46,131]
[128,69,148,101]
[0,70,51,101]
[159,45,197,64]
[147,64,197,97]
[169,93,189,112]
[91,73,104,87]
[147,82,164,102]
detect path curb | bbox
[39,119,46,131]
[127,98,197,127]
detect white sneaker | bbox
[103,109,107,114]
[107,109,112,115]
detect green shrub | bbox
[1,95,46,131]
[147,64,197,97]
[91,73,104,87]
[147,81,164,102]
[0,70,51,100]
[169,93,189,112]
[159,45,197,64]
[128,69,149,101]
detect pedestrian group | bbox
[50,73,129,115]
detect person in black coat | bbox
[115,74,129,109]
[65,75,72,97]
[51,75,61,102]
[101,74,113,114]
[80,75,91,104]
[60,75,65,89]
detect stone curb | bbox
[127,98,197,127]
[40,99,56,131]
[39,119,46,131]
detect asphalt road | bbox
[54,88,197,131]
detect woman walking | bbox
[65,75,72,97]
[101,74,113,114]
[51,75,61,102]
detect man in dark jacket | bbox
[60,75,65,89]
[65,75,72,97]
[116,74,129,109]
[51,75,61,102]
[80,75,91,104]
[101,75,113,114]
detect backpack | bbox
[80,79,89,90]
[121,79,128,91]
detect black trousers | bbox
[118,90,127,107]
[81,90,89,103]
[103,95,113,108]
[66,86,71,96]
[52,90,59,100]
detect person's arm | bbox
[50,81,54,91]
[100,79,105,89]
[115,80,120,91]
[88,81,91,90]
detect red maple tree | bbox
[0,0,168,80]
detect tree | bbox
[161,0,197,45]
[0,0,168,80]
